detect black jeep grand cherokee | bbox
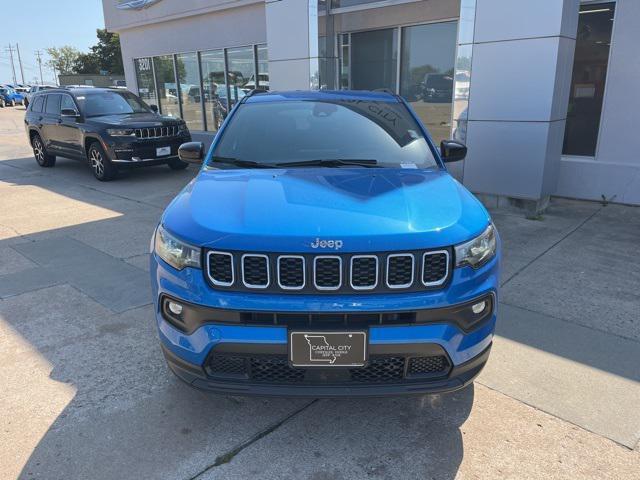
[24,87,191,181]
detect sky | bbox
[0,0,105,85]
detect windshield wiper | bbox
[211,157,275,169]
[275,159,379,168]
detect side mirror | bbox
[178,142,205,164]
[149,104,159,113]
[61,108,79,118]
[440,140,467,163]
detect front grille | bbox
[208,251,234,286]
[314,256,341,290]
[351,256,378,289]
[386,254,414,288]
[135,126,178,138]
[242,254,269,288]
[205,249,451,294]
[277,256,305,289]
[422,251,449,286]
[206,353,451,385]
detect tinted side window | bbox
[44,94,61,115]
[31,95,45,113]
[61,95,76,112]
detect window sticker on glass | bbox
[400,163,418,169]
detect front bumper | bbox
[162,340,492,397]
[104,132,191,164]
[151,251,499,397]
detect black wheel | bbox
[88,142,117,181]
[32,134,56,167]
[167,158,189,170]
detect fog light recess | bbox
[168,301,183,315]
[471,301,486,314]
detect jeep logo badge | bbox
[310,238,343,250]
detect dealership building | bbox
[102,0,639,207]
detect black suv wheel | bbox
[88,142,117,181]
[32,134,56,167]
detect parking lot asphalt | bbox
[1,106,639,479]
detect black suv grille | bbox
[205,249,451,293]
[206,353,451,385]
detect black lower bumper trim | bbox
[160,342,491,397]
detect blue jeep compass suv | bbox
[150,90,500,396]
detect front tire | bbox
[167,158,189,170]
[88,142,117,181]
[10,99,15,107]
[32,134,56,167]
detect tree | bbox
[89,29,124,75]
[74,53,100,74]
[46,46,81,75]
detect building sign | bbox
[117,0,162,10]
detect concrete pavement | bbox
[0,106,638,479]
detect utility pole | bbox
[35,50,44,85]
[6,44,17,84]
[16,43,25,84]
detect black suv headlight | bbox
[178,122,188,133]
[106,128,135,137]
[454,224,497,268]
[154,225,201,270]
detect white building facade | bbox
[103,0,640,206]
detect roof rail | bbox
[241,88,269,103]
[373,88,397,96]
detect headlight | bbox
[177,122,188,132]
[454,223,497,268]
[107,128,135,137]
[154,224,201,270]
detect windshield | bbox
[75,90,151,117]
[210,99,438,169]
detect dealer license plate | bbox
[156,146,171,157]
[289,331,367,367]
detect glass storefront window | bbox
[256,44,269,90]
[134,57,158,108]
[226,46,254,108]
[339,34,350,89]
[153,55,180,118]
[563,2,616,156]
[136,43,268,131]
[200,49,227,131]
[349,28,398,91]
[176,52,204,131]
[399,22,457,144]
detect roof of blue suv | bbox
[245,90,400,104]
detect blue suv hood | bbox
[162,168,490,252]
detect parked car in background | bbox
[420,74,454,103]
[151,90,499,397]
[0,87,25,106]
[24,87,191,181]
[25,85,55,107]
